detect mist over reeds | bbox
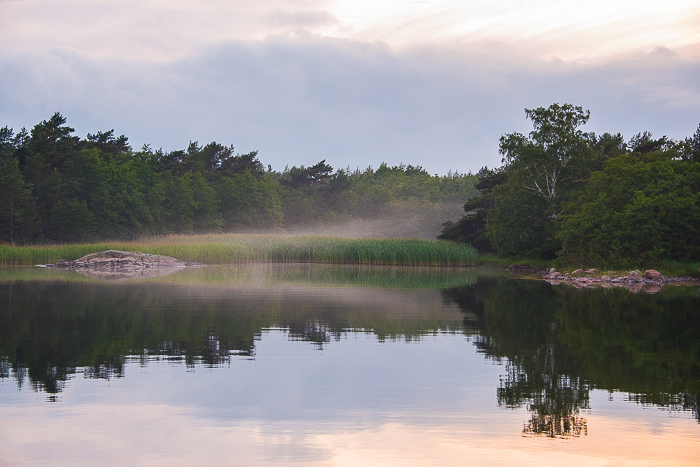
[283,200,466,240]
[0,234,479,267]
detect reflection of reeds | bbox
[275,264,492,289]
[0,234,479,266]
[0,263,488,290]
[160,264,486,289]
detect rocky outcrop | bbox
[37,250,205,280]
[508,263,699,291]
[542,267,699,292]
[644,269,663,280]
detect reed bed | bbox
[0,234,480,266]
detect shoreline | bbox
[505,263,700,291]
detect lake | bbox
[1,264,699,466]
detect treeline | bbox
[0,113,477,244]
[441,104,700,268]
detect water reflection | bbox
[443,278,700,436]
[0,268,467,394]
[0,265,699,440]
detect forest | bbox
[0,114,476,244]
[2,107,699,270]
[441,104,700,268]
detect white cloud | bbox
[331,0,700,58]
[0,0,339,60]
[1,37,698,174]
[2,0,699,61]
[1,1,699,173]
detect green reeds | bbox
[648,260,700,278]
[0,234,479,266]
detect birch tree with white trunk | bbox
[498,104,593,215]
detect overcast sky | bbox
[1,0,699,173]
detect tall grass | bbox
[650,260,700,278]
[0,234,480,266]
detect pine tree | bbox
[0,128,38,244]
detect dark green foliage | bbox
[442,103,700,267]
[23,113,81,235]
[557,151,700,267]
[49,198,97,242]
[155,141,264,181]
[219,150,265,178]
[486,104,606,258]
[69,148,155,239]
[0,114,478,244]
[592,132,627,158]
[189,172,224,233]
[486,181,558,257]
[280,160,334,189]
[81,129,130,156]
[0,127,38,244]
[0,114,276,243]
[443,104,608,258]
[628,131,669,154]
[682,124,700,162]
[217,174,282,230]
[438,167,506,252]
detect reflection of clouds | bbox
[1,401,698,465]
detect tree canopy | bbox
[0,113,477,244]
[441,103,700,267]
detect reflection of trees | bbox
[442,278,700,436]
[444,279,590,438]
[500,352,589,438]
[627,392,699,421]
[0,281,461,395]
[2,273,699,433]
[0,282,264,394]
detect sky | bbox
[1,0,699,173]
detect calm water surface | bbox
[1,264,699,466]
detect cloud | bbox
[3,0,700,62]
[1,37,699,173]
[2,1,698,174]
[0,0,340,60]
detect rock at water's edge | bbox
[40,250,205,271]
[629,271,642,282]
[643,269,663,280]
